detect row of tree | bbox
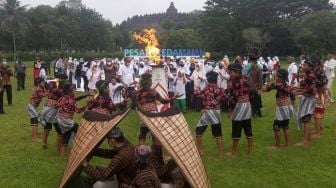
[0,0,336,61]
[195,0,336,58]
[0,0,117,60]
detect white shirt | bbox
[82,62,89,72]
[87,69,104,90]
[109,83,124,104]
[215,67,230,90]
[118,64,135,87]
[205,64,213,73]
[39,68,47,81]
[138,67,149,76]
[167,73,176,92]
[324,58,336,79]
[190,64,206,90]
[175,78,186,99]
[288,62,298,86]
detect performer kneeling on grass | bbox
[262,69,293,148]
[82,127,137,188]
[121,144,161,188]
[312,59,328,139]
[292,60,317,147]
[151,137,187,188]
[194,71,228,159]
[28,77,48,142]
[226,64,253,157]
[41,81,63,150]
[56,82,87,156]
[137,73,180,144]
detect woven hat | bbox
[59,108,130,188]
[138,107,210,188]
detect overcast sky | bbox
[20,0,206,24]
[20,0,336,24]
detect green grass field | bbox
[0,63,336,188]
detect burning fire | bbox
[133,28,160,64]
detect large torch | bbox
[133,29,170,112]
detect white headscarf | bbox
[191,62,206,90]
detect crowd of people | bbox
[0,51,336,187]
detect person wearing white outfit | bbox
[190,62,206,111]
[87,62,105,91]
[287,56,298,87]
[137,62,149,76]
[215,61,230,90]
[118,57,136,109]
[109,77,124,105]
[324,52,336,102]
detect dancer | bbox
[56,82,87,156]
[194,71,227,159]
[137,73,178,144]
[28,77,47,142]
[150,137,181,185]
[226,64,253,156]
[312,59,328,139]
[41,81,63,150]
[293,60,317,147]
[263,69,293,148]
[82,127,137,187]
[121,144,161,188]
[87,80,115,115]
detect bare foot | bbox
[295,142,308,147]
[311,134,321,140]
[226,152,237,157]
[32,138,40,142]
[282,144,291,147]
[268,145,280,150]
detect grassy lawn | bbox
[0,62,336,188]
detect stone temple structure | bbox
[166,2,178,15]
[59,0,83,10]
[119,2,194,30]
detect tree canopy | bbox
[0,0,336,60]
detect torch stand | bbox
[150,64,170,112]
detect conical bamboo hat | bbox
[138,107,211,188]
[59,108,130,188]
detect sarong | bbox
[197,110,221,127]
[232,102,252,121]
[297,96,316,129]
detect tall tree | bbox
[0,0,29,61]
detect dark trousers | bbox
[186,82,194,108]
[76,76,81,89]
[0,90,4,113]
[168,91,175,106]
[127,87,136,109]
[82,76,89,92]
[17,73,25,91]
[2,85,12,105]
[194,96,203,112]
[251,90,262,116]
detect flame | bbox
[133,28,160,64]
